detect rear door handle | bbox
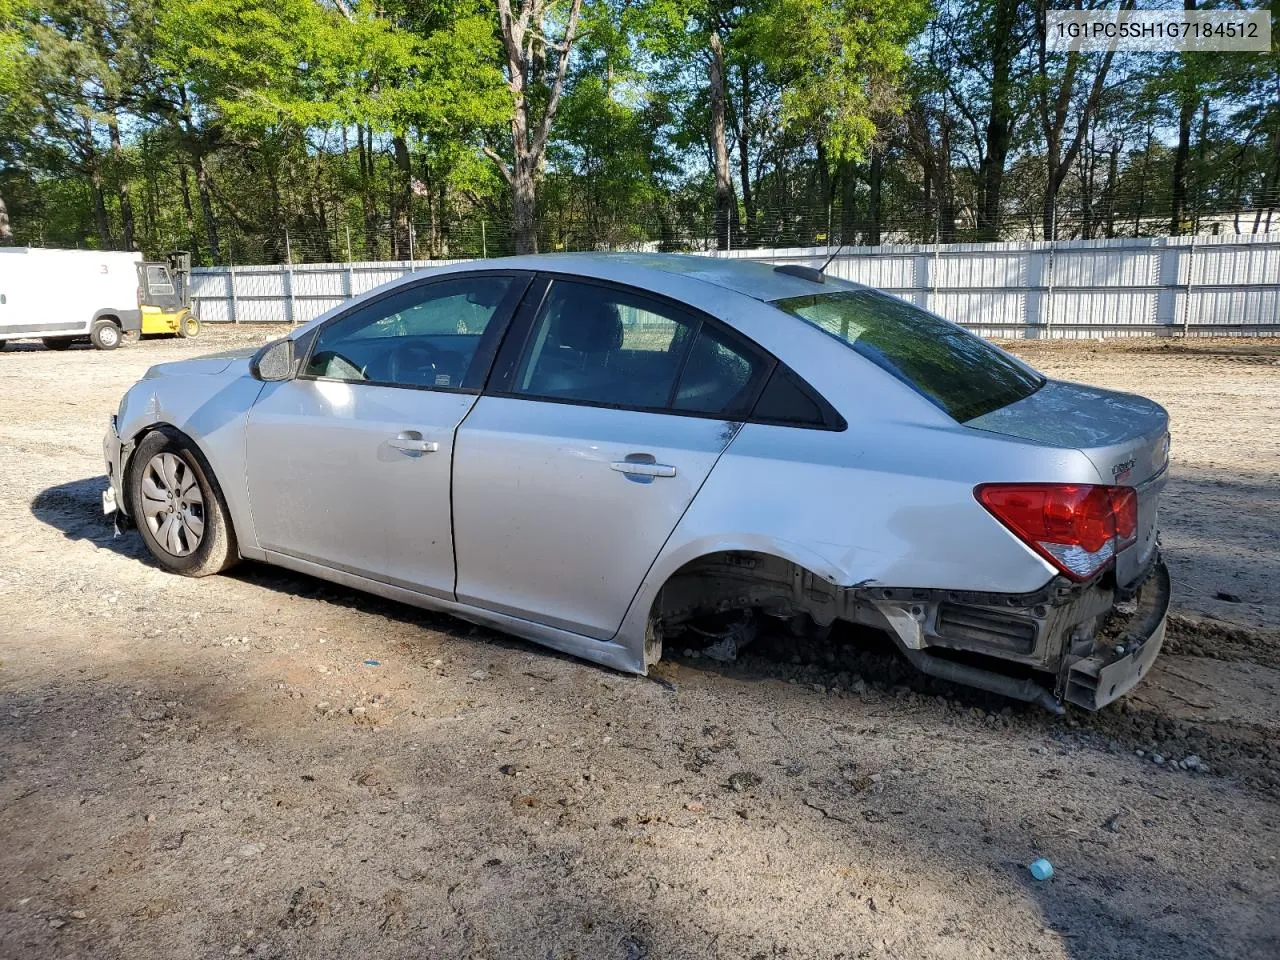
[610,460,676,478]
[389,432,438,454]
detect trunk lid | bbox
[967,379,1170,587]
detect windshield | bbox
[773,290,1043,422]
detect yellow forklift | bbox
[136,252,200,338]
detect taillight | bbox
[975,483,1139,582]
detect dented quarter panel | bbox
[614,414,1105,656]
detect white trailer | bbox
[0,247,143,350]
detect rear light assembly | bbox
[975,483,1138,582]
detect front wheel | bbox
[177,313,200,338]
[128,430,238,577]
[90,320,122,350]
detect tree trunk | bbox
[179,162,199,262]
[838,158,857,243]
[939,112,957,243]
[737,64,754,247]
[179,88,220,262]
[357,125,380,259]
[0,189,12,245]
[978,0,1021,241]
[1170,96,1194,234]
[108,117,136,251]
[867,150,883,246]
[89,163,113,249]
[709,32,733,250]
[489,0,583,255]
[1105,143,1119,238]
[391,134,413,259]
[1170,0,1197,235]
[195,153,221,263]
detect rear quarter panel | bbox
[618,416,1104,645]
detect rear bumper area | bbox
[1061,559,1170,709]
[865,556,1171,711]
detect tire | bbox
[128,430,238,577]
[90,319,122,350]
[177,313,200,338]
[43,337,75,350]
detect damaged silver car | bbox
[103,254,1170,711]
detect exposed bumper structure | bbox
[869,556,1170,711]
[1060,559,1170,709]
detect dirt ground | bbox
[1,329,1278,960]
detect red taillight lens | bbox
[976,483,1139,581]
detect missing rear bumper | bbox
[866,558,1170,711]
[1060,560,1170,709]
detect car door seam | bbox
[608,418,746,642]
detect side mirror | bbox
[250,338,296,382]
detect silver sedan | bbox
[103,254,1171,711]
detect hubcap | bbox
[139,452,205,556]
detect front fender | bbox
[115,371,264,554]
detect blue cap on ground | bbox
[1029,858,1054,881]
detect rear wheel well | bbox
[650,551,851,643]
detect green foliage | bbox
[2,0,1275,257]
[751,0,929,161]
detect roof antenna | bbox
[819,236,850,274]
[773,235,848,285]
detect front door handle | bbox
[610,459,676,478]
[389,432,438,454]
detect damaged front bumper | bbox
[102,415,133,523]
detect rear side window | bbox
[672,323,769,418]
[774,290,1043,422]
[510,279,769,417]
[751,366,844,430]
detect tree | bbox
[486,0,584,254]
[1030,0,1131,239]
[0,0,16,244]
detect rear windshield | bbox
[773,290,1043,422]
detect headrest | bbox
[549,289,623,353]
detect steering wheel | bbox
[387,342,439,386]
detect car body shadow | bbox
[30,476,150,562]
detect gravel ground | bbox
[1,329,1278,960]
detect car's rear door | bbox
[452,275,773,639]
[244,272,529,597]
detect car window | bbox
[512,280,697,410]
[305,276,514,390]
[672,323,769,417]
[773,290,1044,422]
[751,366,842,429]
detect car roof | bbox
[447,252,859,303]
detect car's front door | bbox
[244,272,529,597]
[452,276,772,638]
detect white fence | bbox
[189,234,1280,338]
